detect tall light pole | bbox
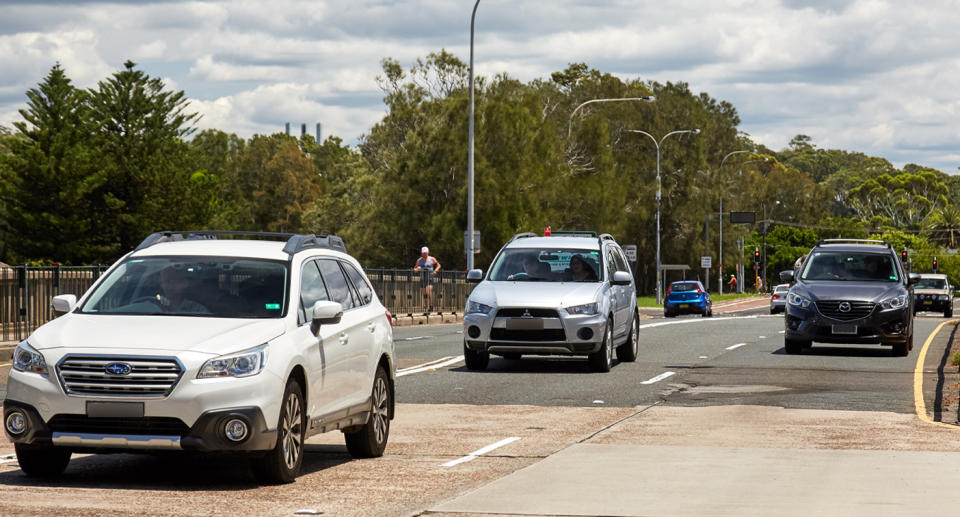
[466,0,480,271]
[567,97,655,138]
[761,199,782,291]
[628,128,700,304]
[715,149,756,294]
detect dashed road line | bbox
[639,315,758,330]
[641,371,676,385]
[441,436,520,467]
[726,343,748,350]
[397,356,464,377]
[400,336,428,341]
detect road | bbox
[2,301,960,516]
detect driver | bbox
[508,255,541,280]
[157,266,209,314]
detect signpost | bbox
[701,256,712,290]
[624,245,638,262]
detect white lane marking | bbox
[639,315,758,330]
[592,400,604,404]
[778,330,785,334]
[641,371,676,385]
[397,356,464,377]
[726,343,748,350]
[759,335,767,339]
[401,336,428,341]
[0,454,18,465]
[699,356,709,359]
[442,436,521,467]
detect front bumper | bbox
[784,303,911,345]
[914,296,951,312]
[463,311,606,355]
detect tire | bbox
[252,378,306,484]
[589,319,614,373]
[345,366,392,458]
[464,341,489,370]
[946,308,953,318]
[784,338,805,354]
[502,353,521,360]
[616,312,639,363]
[14,443,71,477]
[893,334,912,356]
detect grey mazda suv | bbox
[780,239,920,356]
[462,232,639,372]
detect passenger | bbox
[567,254,598,282]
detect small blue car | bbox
[664,280,712,318]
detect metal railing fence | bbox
[0,266,472,341]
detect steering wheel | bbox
[509,272,530,280]
[127,296,165,309]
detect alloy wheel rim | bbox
[372,376,389,445]
[631,317,639,355]
[605,325,613,365]
[281,392,303,470]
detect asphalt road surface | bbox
[2,301,960,516]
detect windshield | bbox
[80,256,289,318]
[489,248,602,282]
[915,278,947,289]
[671,282,699,292]
[799,251,898,282]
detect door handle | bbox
[339,333,349,345]
[367,323,376,333]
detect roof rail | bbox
[507,232,539,243]
[598,233,615,246]
[135,231,347,255]
[817,238,891,248]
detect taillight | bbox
[697,286,702,294]
[385,309,393,327]
[773,295,780,299]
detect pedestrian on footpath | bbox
[414,246,441,312]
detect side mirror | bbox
[611,271,632,286]
[312,300,343,325]
[467,269,484,283]
[51,294,77,315]
[779,270,795,284]
[907,273,921,286]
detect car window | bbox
[916,278,946,289]
[317,259,356,310]
[672,282,699,292]
[343,262,374,305]
[299,260,331,324]
[605,249,618,280]
[612,248,630,274]
[800,252,898,282]
[488,248,602,282]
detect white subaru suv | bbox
[3,231,395,484]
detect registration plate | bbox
[924,300,933,305]
[86,401,144,418]
[679,304,689,309]
[505,318,543,330]
[832,324,858,335]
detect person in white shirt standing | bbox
[414,246,441,312]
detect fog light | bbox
[5,411,27,436]
[224,418,249,442]
[467,325,481,339]
[577,327,594,340]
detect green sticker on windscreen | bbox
[889,276,897,280]
[265,303,280,310]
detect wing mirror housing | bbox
[611,271,632,286]
[907,273,921,286]
[779,270,795,284]
[467,269,484,283]
[51,294,77,315]
[312,300,343,324]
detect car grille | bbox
[47,415,190,436]
[495,308,560,318]
[490,329,566,341]
[815,301,876,321]
[57,356,184,398]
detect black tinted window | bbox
[343,262,374,305]
[672,282,699,292]
[300,261,330,323]
[317,260,355,309]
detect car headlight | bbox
[12,341,47,375]
[565,302,599,316]
[940,295,949,301]
[880,294,908,310]
[787,293,811,308]
[198,344,268,379]
[466,301,494,315]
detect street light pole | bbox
[715,149,756,294]
[628,128,700,304]
[567,97,655,138]
[466,0,480,271]
[761,200,781,291]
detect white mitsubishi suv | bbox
[3,231,396,484]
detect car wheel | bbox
[502,353,521,360]
[616,311,639,362]
[784,339,806,354]
[252,378,305,484]
[463,341,489,370]
[589,319,613,373]
[946,308,953,318]
[345,366,392,458]
[14,443,71,477]
[892,333,912,357]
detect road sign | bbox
[463,231,480,253]
[730,211,756,224]
[753,264,759,271]
[700,256,712,268]
[624,245,637,262]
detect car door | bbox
[316,259,371,408]
[612,247,634,329]
[295,259,345,419]
[341,261,382,393]
[604,246,627,337]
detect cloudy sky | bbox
[2,0,959,173]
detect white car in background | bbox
[770,283,790,314]
[4,231,395,484]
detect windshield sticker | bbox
[265,303,280,310]
[889,276,897,280]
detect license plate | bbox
[924,300,932,304]
[832,324,857,335]
[679,304,689,309]
[506,318,543,330]
[86,401,144,418]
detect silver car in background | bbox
[462,232,639,373]
[770,283,790,314]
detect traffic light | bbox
[753,249,760,263]
[900,249,908,263]
[933,257,938,273]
